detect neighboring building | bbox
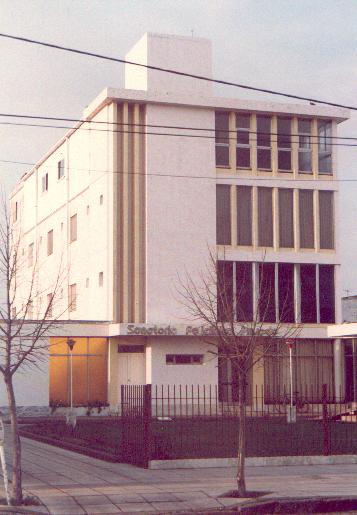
[7,33,350,409]
[342,295,357,322]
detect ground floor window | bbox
[218,356,253,402]
[264,339,334,402]
[345,339,357,402]
[49,337,108,407]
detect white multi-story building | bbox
[6,33,349,409]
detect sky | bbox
[0,0,357,293]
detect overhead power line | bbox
[1,120,357,148]
[0,112,356,141]
[1,159,356,183]
[0,32,356,111]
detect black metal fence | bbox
[120,384,357,468]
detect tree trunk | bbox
[4,374,23,505]
[236,378,247,496]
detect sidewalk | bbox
[1,435,357,513]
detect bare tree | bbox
[0,194,68,505]
[179,250,301,497]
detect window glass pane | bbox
[257,116,271,147]
[236,113,250,129]
[299,151,312,173]
[279,189,294,248]
[258,187,273,246]
[217,261,233,322]
[277,118,291,148]
[319,191,334,249]
[318,120,332,174]
[278,150,291,171]
[258,263,276,322]
[299,190,314,248]
[236,262,253,321]
[236,186,252,245]
[298,119,312,173]
[215,112,229,143]
[300,264,317,323]
[278,263,294,322]
[319,265,335,323]
[215,146,229,166]
[236,147,250,167]
[257,148,271,169]
[216,185,231,245]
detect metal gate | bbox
[120,384,152,467]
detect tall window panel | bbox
[298,119,312,173]
[215,112,230,167]
[236,186,252,245]
[236,262,253,321]
[299,190,314,249]
[319,191,334,249]
[318,120,332,174]
[217,261,233,322]
[277,117,291,171]
[258,263,276,323]
[319,265,335,323]
[236,113,251,168]
[300,264,317,323]
[216,185,231,245]
[258,187,273,246]
[278,189,294,248]
[278,263,294,322]
[257,116,271,169]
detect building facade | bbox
[7,33,349,409]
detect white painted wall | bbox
[145,103,216,323]
[125,32,212,97]
[0,361,48,407]
[149,337,218,386]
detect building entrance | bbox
[118,345,146,388]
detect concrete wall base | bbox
[149,454,357,469]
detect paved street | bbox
[1,435,357,513]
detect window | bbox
[49,337,108,406]
[61,222,64,232]
[258,263,276,322]
[99,195,104,205]
[216,185,231,245]
[319,191,334,249]
[318,120,332,174]
[215,112,230,166]
[12,201,18,222]
[28,243,34,267]
[42,173,48,192]
[69,283,77,312]
[217,261,233,322]
[86,205,90,215]
[11,307,16,319]
[27,300,33,319]
[258,187,273,246]
[86,278,90,288]
[256,116,271,169]
[319,265,335,323]
[47,230,53,256]
[264,340,334,402]
[278,263,294,322]
[299,190,314,249]
[236,186,252,245]
[46,293,53,318]
[236,262,253,321]
[58,159,65,179]
[99,272,104,287]
[298,119,312,173]
[166,354,203,365]
[236,113,250,168]
[300,264,317,323]
[70,214,77,242]
[277,117,291,171]
[278,189,294,248]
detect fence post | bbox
[322,383,331,456]
[143,384,152,468]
